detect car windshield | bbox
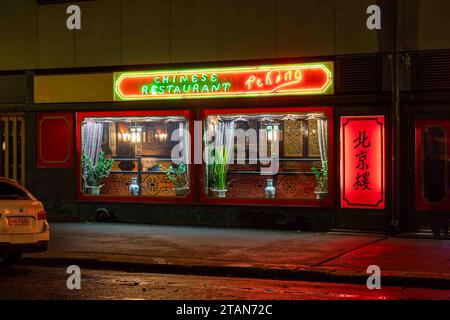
[0,182,31,200]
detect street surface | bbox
[28,223,450,275]
[0,265,449,300]
[24,223,450,290]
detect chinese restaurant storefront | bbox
[26,58,395,231]
[0,0,448,238]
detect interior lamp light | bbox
[267,124,280,142]
[130,126,143,143]
[155,124,168,142]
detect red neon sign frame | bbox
[114,62,333,101]
[340,116,385,209]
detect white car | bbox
[0,178,50,264]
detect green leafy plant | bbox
[82,151,113,187]
[209,146,228,191]
[166,163,188,189]
[311,160,328,193]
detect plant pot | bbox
[86,185,103,196]
[314,190,328,200]
[211,189,227,198]
[174,187,189,196]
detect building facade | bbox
[0,0,449,233]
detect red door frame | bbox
[76,109,195,204]
[415,119,450,211]
[198,106,334,207]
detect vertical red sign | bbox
[340,116,385,209]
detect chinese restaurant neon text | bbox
[114,62,333,100]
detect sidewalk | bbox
[23,222,450,289]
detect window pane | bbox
[0,120,4,177]
[0,182,30,200]
[81,116,190,198]
[422,126,447,203]
[203,112,329,200]
[17,120,22,184]
[8,120,13,178]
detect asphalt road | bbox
[0,265,449,300]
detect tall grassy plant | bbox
[209,146,228,190]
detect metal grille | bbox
[336,55,381,94]
[413,50,450,91]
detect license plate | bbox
[8,217,31,226]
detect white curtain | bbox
[204,119,235,191]
[82,121,104,165]
[213,121,235,166]
[178,122,190,165]
[317,118,328,164]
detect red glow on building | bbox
[340,116,385,209]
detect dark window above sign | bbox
[413,50,450,91]
[336,55,382,94]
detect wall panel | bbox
[0,1,38,70]
[122,0,171,65]
[336,0,379,54]
[223,0,275,60]
[417,0,450,50]
[277,0,335,58]
[171,0,222,62]
[75,0,122,67]
[38,3,75,68]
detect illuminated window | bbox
[202,109,330,202]
[80,115,190,198]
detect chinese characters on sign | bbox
[353,131,371,191]
[114,62,333,100]
[341,116,385,209]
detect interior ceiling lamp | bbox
[130,126,143,143]
[155,123,168,142]
[120,130,131,142]
[266,123,280,142]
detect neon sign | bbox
[114,62,333,100]
[340,116,385,209]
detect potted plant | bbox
[166,163,189,196]
[311,160,328,200]
[82,151,113,195]
[209,146,229,198]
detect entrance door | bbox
[415,119,450,211]
[0,115,25,185]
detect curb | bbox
[21,254,450,290]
